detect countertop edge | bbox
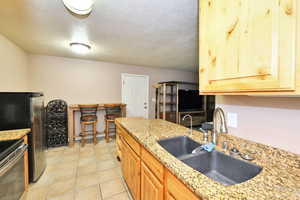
[0,129,31,142]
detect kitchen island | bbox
[116,118,300,200]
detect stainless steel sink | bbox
[157,136,202,159]
[158,136,262,185]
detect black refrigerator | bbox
[0,92,47,182]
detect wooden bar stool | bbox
[104,105,122,143]
[78,104,98,147]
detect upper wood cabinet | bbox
[199,0,297,94]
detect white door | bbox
[122,74,149,118]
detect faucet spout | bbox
[182,114,193,135]
[212,107,228,145]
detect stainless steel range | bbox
[0,139,28,200]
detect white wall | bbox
[28,54,197,135]
[217,96,300,154]
[0,34,28,91]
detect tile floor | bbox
[25,138,133,200]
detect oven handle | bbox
[0,143,28,177]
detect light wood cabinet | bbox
[116,129,122,160]
[141,148,164,182]
[165,171,200,200]
[199,0,297,94]
[165,193,176,200]
[141,162,164,200]
[119,136,128,182]
[120,135,141,200]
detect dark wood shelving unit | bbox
[154,81,215,127]
[159,102,176,105]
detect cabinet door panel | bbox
[124,140,141,200]
[165,171,200,200]
[116,129,122,160]
[141,162,163,200]
[120,136,128,184]
[199,0,296,93]
[165,192,176,200]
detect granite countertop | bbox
[116,118,300,200]
[0,129,30,141]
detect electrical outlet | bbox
[227,112,238,128]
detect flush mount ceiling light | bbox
[62,0,94,15]
[70,42,91,54]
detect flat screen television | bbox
[178,89,203,112]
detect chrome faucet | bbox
[182,114,193,135]
[212,107,228,145]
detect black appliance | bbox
[178,89,204,112]
[0,92,46,182]
[0,138,27,200]
[46,99,68,147]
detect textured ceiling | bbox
[0,0,198,71]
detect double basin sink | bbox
[158,136,262,186]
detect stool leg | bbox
[80,122,85,147]
[93,122,97,145]
[105,121,109,143]
[104,120,107,142]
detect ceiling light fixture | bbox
[62,0,94,15]
[70,42,91,54]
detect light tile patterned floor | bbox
[25,139,133,200]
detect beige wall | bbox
[0,34,28,91]
[217,96,300,154]
[28,55,197,136]
[2,35,298,154]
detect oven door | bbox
[0,143,28,200]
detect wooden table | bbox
[68,103,126,146]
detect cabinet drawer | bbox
[116,123,141,156]
[165,170,200,200]
[141,148,164,182]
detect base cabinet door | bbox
[165,171,200,200]
[116,128,122,160]
[141,162,163,200]
[165,192,177,200]
[120,137,128,183]
[121,138,141,200]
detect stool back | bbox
[78,104,98,122]
[105,106,122,120]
